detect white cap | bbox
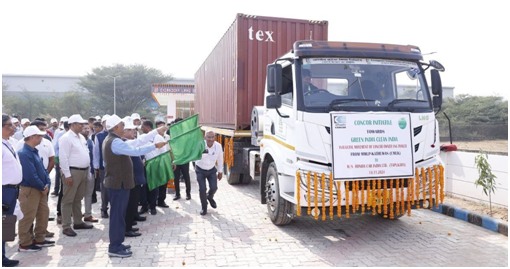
[23,126,46,138]
[68,114,87,124]
[123,117,136,130]
[50,118,58,123]
[131,113,141,120]
[106,115,122,130]
[95,116,101,120]
[102,114,111,122]
[60,116,69,122]
[11,118,19,124]
[21,118,30,125]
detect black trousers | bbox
[56,174,64,216]
[157,184,167,204]
[173,163,191,197]
[195,166,218,210]
[139,185,158,210]
[125,185,140,232]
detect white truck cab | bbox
[255,40,446,225]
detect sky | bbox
[1,0,509,99]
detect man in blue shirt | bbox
[94,115,110,218]
[17,126,55,252]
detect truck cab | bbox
[258,40,445,225]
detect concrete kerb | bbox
[431,203,508,236]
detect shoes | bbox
[200,209,207,215]
[33,240,55,247]
[132,221,138,226]
[125,231,142,237]
[138,207,148,215]
[134,216,147,221]
[56,215,62,225]
[2,258,19,267]
[207,197,217,209]
[101,211,109,218]
[73,222,93,230]
[121,244,131,250]
[108,249,132,258]
[18,244,42,252]
[150,209,157,215]
[45,230,55,238]
[157,202,169,208]
[63,228,77,237]
[131,228,139,232]
[48,216,55,221]
[172,196,181,201]
[186,194,191,200]
[83,216,99,222]
[50,192,58,197]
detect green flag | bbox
[145,151,174,191]
[170,114,199,138]
[170,126,205,165]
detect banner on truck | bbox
[331,113,414,179]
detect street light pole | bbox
[106,75,120,114]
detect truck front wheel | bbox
[266,162,292,226]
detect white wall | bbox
[166,94,194,123]
[440,151,508,207]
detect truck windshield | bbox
[299,58,432,112]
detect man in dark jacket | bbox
[103,115,166,258]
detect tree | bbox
[474,151,498,216]
[78,64,172,117]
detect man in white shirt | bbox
[48,118,59,137]
[16,121,55,174]
[195,130,223,215]
[2,114,22,267]
[58,114,93,237]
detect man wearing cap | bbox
[17,126,55,251]
[103,115,167,257]
[11,117,20,133]
[93,114,111,218]
[13,118,30,141]
[48,118,59,137]
[81,124,99,223]
[2,114,22,267]
[51,117,68,197]
[58,114,93,237]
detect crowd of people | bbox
[2,112,224,265]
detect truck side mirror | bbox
[266,95,282,109]
[267,64,282,94]
[431,69,443,108]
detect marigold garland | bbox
[314,173,318,220]
[361,180,365,215]
[372,180,376,216]
[229,137,234,167]
[421,167,426,208]
[434,165,439,209]
[336,181,342,217]
[389,179,394,219]
[395,178,399,218]
[329,173,334,220]
[224,137,229,167]
[296,171,301,216]
[377,180,382,214]
[439,165,445,204]
[427,167,433,210]
[353,181,358,213]
[415,168,420,208]
[367,180,372,210]
[383,179,388,218]
[345,181,350,219]
[407,178,412,216]
[321,173,326,221]
[400,178,405,215]
[307,172,311,215]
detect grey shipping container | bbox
[195,13,328,130]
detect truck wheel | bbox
[241,174,252,185]
[224,162,241,185]
[266,162,292,226]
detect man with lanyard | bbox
[103,115,167,257]
[2,114,22,267]
[50,116,68,197]
[195,130,224,215]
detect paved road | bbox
[6,167,508,267]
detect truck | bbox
[195,13,446,225]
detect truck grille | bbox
[414,126,422,136]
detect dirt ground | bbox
[452,139,508,152]
[444,195,508,222]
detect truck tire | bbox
[224,162,241,185]
[266,162,292,226]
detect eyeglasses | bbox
[2,123,14,127]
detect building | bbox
[151,78,195,123]
[2,74,82,97]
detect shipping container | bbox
[195,13,328,130]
